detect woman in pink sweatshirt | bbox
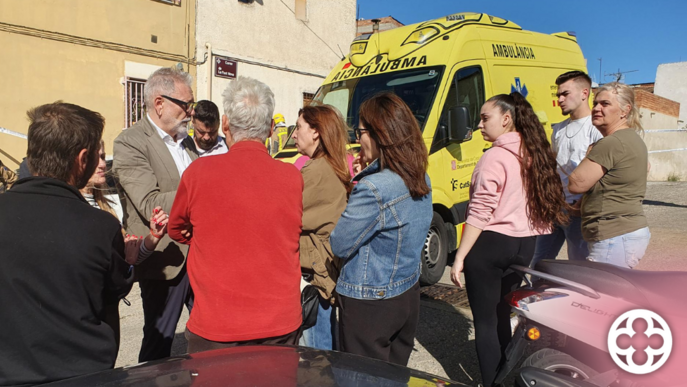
[450,92,568,386]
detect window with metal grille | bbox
[125,78,146,129]
[303,92,315,107]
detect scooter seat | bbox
[534,259,687,312]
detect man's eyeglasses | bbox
[354,128,369,140]
[162,95,197,113]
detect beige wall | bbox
[0,0,195,169]
[195,0,356,125]
[0,0,191,56]
[644,130,687,181]
[639,108,679,130]
[655,62,687,129]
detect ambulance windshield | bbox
[313,66,444,142]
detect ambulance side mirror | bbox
[448,106,472,143]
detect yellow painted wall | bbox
[0,0,196,169]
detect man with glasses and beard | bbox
[0,102,133,385]
[113,67,199,362]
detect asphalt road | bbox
[114,181,687,386]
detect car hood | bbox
[44,345,463,386]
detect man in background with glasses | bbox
[113,67,199,362]
[185,100,228,157]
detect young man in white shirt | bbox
[532,71,602,266]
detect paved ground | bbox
[115,181,687,386]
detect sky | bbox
[357,0,687,85]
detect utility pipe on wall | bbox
[205,42,213,101]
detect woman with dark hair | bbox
[79,142,168,350]
[80,141,169,266]
[330,92,433,366]
[79,142,118,218]
[291,104,352,350]
[450,92,568,386]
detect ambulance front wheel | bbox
[420,212,448,286]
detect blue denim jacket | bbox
[331,160,432,300]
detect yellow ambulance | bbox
[276,12,588,285]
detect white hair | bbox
[596,82,643,131]
[144,67,194,109]
[221,76,275,142]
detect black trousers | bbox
[185,327,302,354]
[138,268,193,362]
[464,231,535,387]
[338,281,420,366]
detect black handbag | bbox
[301,285,320,330]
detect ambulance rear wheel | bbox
[420,212,448,286]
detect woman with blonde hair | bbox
[569,82,650,268]
[291,104,352,350]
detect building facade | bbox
[1,1,357,170]
[654,61,687,129]
[0,0,197,169]
[356,16,404,37]
[195,0,357,126]
[634,88,680,130]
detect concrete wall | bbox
[644,130,687,181]
[635,89,680,129]
[0,0,195,169]
[654,62,687,129]
[195,0,356,126]
[639,108,679,130]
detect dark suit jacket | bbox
[0,177,133,386]
[113,116,198,280]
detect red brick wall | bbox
[634,89,680,117]
[357,16,404,28]
[356,16,404,36]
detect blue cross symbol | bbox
[511,77,528,98]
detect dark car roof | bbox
[44,345,463,386]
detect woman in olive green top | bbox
[569,82,650,268]
[291,104,352,349]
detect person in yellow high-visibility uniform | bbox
[268,113,289,155]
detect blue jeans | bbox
[531,216,587,267]
[587,227,651,269]
[299,295,337,350]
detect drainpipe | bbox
[193,42,213,101]
[205,42,213,101]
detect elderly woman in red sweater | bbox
[168,77,303,353]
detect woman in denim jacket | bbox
[330,92,432,366]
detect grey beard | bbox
[175,121,190,137]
